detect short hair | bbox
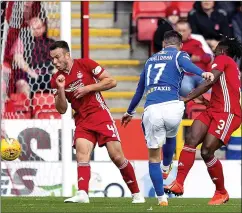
[50,40,70,52]
[176,21,191,28]
[163,30,182,46]
[218,36,242,60]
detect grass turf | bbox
[1,197,241,213]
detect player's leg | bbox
[94,108,144,203]
[201,113,241,205]
[148,148,168,206]
[165,111,210,195]
[162,137,176,179]
[161,101,185,180]
[200,134,229,205]
[105,141,145,203]
[142,106,168,206]
[64,129,96,203]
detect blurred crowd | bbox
[1,2,56,115]
[1,1,242,112]
[153,1,242,97]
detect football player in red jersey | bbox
[165,36,242,205]
[49,41,145,204]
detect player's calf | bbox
[106,141,145,203]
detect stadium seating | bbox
[9,93,30,112]
[34,110,61,119]
[132,2,167,42]
[186,93,211,119]
[32,93,60,119]
[170,1,195,17]
[3,93,31,119]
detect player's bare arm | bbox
[183,70,222,103]
[73,70,117,99]
[55,74,68,114]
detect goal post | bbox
[60,1,72,197]
[0,1,73,197]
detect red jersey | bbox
[50,58,107,119]
[208,55,241,117]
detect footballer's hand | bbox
[56,75,65,88]
[202,72,214,81]
[121,112,133,128]
[73,86,90,99]
[181,96,189,104]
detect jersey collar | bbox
[163,46,178,51]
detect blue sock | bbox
[149,162,164,196]
[162,137,176,166]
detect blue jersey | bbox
[127,47,204,115]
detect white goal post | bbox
[60,1,72,197]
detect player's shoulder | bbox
[214,54,231,63]
[179,51,190,60]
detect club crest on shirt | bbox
[77,71,83,79]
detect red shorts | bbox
[196,110,241,144]
[73,108,120,147]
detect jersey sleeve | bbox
[84,58,105,78]
[211,55,227,72]
[50,75,58,96]
[127,70,145,115]
[177,51,204,76]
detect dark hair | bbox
[218,36,242,60]
[163,30,182,46]
[50,40,70,52]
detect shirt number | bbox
[147,63,166,86]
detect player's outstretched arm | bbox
[184,70,222,103]
[55,75,68,114]
[178,52,214,81]
[121,71,145,127]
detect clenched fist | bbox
[56,75,65,88]
[202,72,214,81]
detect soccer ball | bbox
[1,138,22,161]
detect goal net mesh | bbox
[0,1,67,197]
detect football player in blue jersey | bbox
[121,30,214,206]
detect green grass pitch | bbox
[1,197,241,213]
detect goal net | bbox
[0,1,73,197]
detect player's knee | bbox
[201,147,213,161]
[185,133,198,148]
[149,156,161,163]
[110,154,124,167]
[76,150,91,162]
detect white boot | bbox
[158,194,168,206]
[64,190,90,203]
[132,192,145,204]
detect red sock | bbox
[77,162,90,194]
[119,160,140,194]
[176,145,196,186]
[205,156,227,194]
